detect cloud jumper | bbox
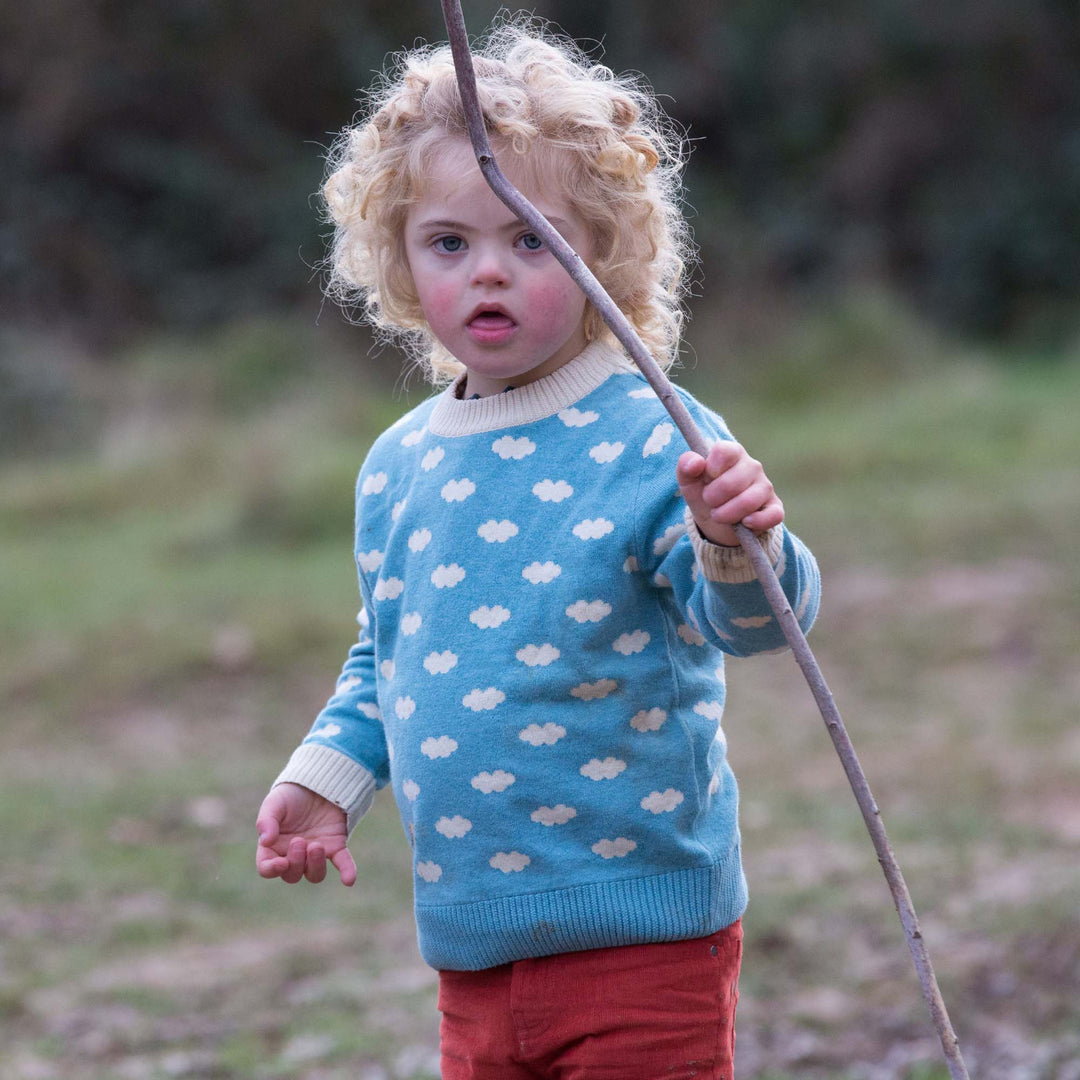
[274,342,820,970]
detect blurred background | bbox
[1,2,1078,1078]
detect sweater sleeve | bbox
[273,469,392,834]
[632,393,821,658]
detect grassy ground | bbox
[2,305,1078,1078]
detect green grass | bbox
[2,306,1078,1077]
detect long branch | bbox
[437,3,971,1076]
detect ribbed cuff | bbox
[685,507,784,584]
[274,743,378,834]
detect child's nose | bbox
[470,248,510,287]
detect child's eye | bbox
[517,232,545,251]
[434,236,465,254]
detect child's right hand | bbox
[255,782,357,886]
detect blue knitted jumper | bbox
[275,342,821,971]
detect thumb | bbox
[331,847,358,887]
[255,795,284,845]
[676,451,712,519]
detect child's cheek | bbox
[419,282,460,330]
[524,280,585,326]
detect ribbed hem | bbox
[415,860,747,970]
[427,341,632,436]
[274,743,378,834]
[685,508,783,584]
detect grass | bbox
[2,303,1078,1077]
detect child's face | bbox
[404,139,593,397]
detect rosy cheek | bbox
[524,282,583,324]
[418,281,459,327]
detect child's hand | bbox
[255,783,357,887]
[677,442,784,548]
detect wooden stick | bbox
[438,3,970,1077]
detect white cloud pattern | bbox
[589,441,624,463]
[380,659,395,680]
[431,563,466,588]
[571,679,618,701]
[311,723,341,739]
[423,650,458,675]
[478,519,519,543]
[421,446,445,471]
[361,472,388,495]
[357,702,381,719]
[522,561,561,584]
[408,529,432,552]
[641,788,685,814]
[490,851,530,873]
[356,550,383,572]
[630,708,667,732]
[402,779,419,801]
[373,577,404,601]
[471,770,515,794]
[643,423,674,457]
[519,722,566,746]
[592,837,637,859]
[693,700,725,721]
[677,624,707,646]
[532,479,574,502]
[470,605,511,628]
[416,861,442,882]
[653,523,686,555]
[420,736,457,759]
[573,518,615,540]
[395,696,415,720]
[400,428,425,447]
[491,435,536,460]
[531,804,577,826]
[400,611,422,636]
[435,815,472,839]
[613,630,650,655]
[441,478,476,502]
[731,615,773,629]
[516,643,560,667]
[565,599,611,623]
[558,408,599,427]
[580,757,627,781]
[463,687,506,711]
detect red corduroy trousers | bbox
[438,919,742,1080]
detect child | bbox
[256,20,820,1079]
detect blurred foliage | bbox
[2,0,1078,348]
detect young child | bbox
[256,21,820,1079]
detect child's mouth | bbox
[467,310,517,344]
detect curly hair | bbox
[321,16,694,383]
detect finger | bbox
[704,439,745,478]
[675,451,708,484]
[282,836,307,885]
[305,842,328,884]
[331,847,358,887]
[743,495,785,532]
[256,849,290,879]
[255,811,280,848]
[701,458,760,509]
[709,480,776,527]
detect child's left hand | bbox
[677,442,785,548]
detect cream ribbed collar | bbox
[427,341,633,436]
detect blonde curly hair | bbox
[322,17,694,383]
